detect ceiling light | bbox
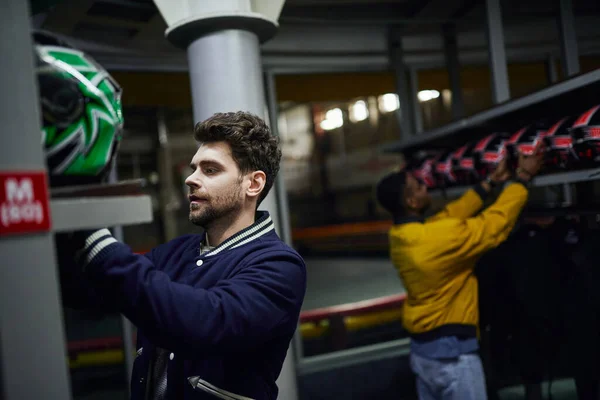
[349,100,369,122]
[418,90,440,102]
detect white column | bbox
[153,1,298,398]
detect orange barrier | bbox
[300,293,406,323]
[67,336,132,356]
[299,293,407,352]
[292,220,392,240]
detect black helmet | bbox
[406,152,439,189]
[570,105,600,168]
[542,116,578,171]
[505,124,547,171]
[451,142,480,186]
[434,149,458,189]
[473,133,510,179]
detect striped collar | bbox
[200,211,275,257]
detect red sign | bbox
[0,171,51,237]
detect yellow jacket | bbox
[389,183,529,337]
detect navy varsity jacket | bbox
[64,212,307,400]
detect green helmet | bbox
[33,31,124,187]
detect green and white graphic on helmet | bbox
[35,38,123,182]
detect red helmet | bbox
[570,105,600,168]
[434,149,458,188]
[473,133,509,179]
[408,153,438,189]
[540,116,578,170]
[505,124,547,171]
[451,142,480,186]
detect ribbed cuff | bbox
[74,229,118,270]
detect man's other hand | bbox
[517,142,545,181]
[489,158,511,183]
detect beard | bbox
[188,185,243,228]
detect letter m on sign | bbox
[6,178,34,203]
[0,171,51,236]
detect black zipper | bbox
[143,351,155,400]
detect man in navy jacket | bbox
[57,111,307,400]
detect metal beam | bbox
[485,0,510,104]
[41,0,92,34]
[156,108,179,242]
[409,67,424,134]
[130,13,168,50]
[405,0,474,34]
[82,35,600,76]
[264,70,301,400]
[280,3,447,24]
[389,27,415,139]
[557,0,580,77]
[546,54,559,84]
[442,23,465,119]
[108,163,136,395]
[297,338,410,376]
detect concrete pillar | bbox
[153,1,298,399]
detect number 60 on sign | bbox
[0,172,51,237]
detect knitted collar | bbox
[200,211,275,257]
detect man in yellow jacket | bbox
[376,151,544,400]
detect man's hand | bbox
[489,157,511,183]
[517,142,545,182]
[480,157,511,193]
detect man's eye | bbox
[205,168,217,174]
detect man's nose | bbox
[185,172,200,188]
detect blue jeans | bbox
[409,352,487,400]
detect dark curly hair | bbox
[194,111,281,206]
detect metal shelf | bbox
[531,167,600,186]
[297,338,410,376]
[382,69,600,154]
[50,179,147,198]
[430,167,600,199]
[50,195,153,232]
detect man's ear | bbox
[246,170,266,200]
